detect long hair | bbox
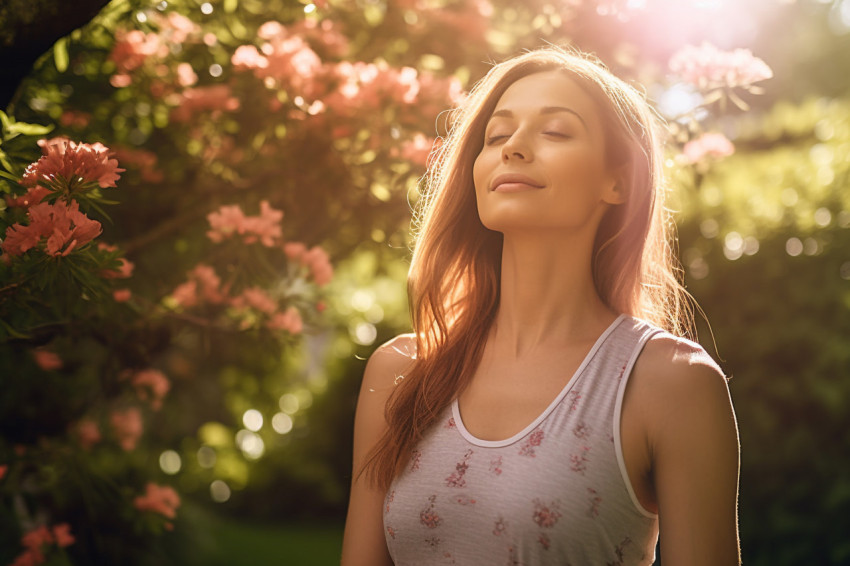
[364,46,694,490]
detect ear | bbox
[601,168,626,206]
[603,183,626,205]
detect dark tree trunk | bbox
[0,0,111,111]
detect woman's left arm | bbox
[642,338,741,566]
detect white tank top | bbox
[383,314,664,565]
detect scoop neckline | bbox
[451,313,628,448]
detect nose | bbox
[501,132,531,162]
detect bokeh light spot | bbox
[242,409,263,431]
[235,429,265,460]
[279,393,299,414]
[159,450,182,475]
[210,480,231,503]
[786,237,803,257]
[352,322,377,345]
[197,446,216,469]
[272,412,294,434]
[814,207,832,227]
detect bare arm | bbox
[640,338,741,566]
[340,334,415,566]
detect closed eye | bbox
[485,135,509,145]
[544,131,571,139]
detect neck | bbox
[490,229,617,359]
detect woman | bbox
[341,46,740,565]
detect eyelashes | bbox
[484,131,572,145]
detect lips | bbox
[490,173,544,192]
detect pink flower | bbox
[207,201,283,247]
[267,306,303,334]
[232,287,277,314]
[193,264,226,302]
[2,200,102,257]
[110,74,133,88]
[9,550,43,566]
[129,369,170,410]
[111,146,163,183]
[21,138,124,190]
[532,498,562,529]
[683,132,735,164]
[5,186,50,209]
[669,42,773,90]
[232,45,269,70]
[283,241,307,260]
[134,482,181,519]
[59,110,91,129]
[21,526,53,550]
[171,263,227,308]
[110,30,164,73]
[101,253,134,278]
[176,62,198,87]
[74,418,101,450]
[303,245,333,286]
[157,12,200,44]
[110,407,143,451]
[32,348,62,371]
[170,85,240,122]
[171,280,198,308]
[52,524,75,548]
[113,288,132,302]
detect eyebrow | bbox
[489,106,588,131]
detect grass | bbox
[187,511,344,566]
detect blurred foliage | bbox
[0,0,847,564]
[672,94,850,566]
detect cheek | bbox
[472,152,488,192]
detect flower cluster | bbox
[1,200,102,257]
[111,146,164,183]
[110,407,143,451]
[5,186,50,209]
[170,263,308,334]
[31,348,63,371]
[109,12,200,88]
[9,523,75,566]
[124,369,171,411]
[669,42,773,90]
[207,201,283,247]
[74,418,102,451]
[283,242,334,287]
[231,20,464,128]
[171,263,227,307]
[169,85,241,123]
[683,132,735,164]
[134,482,181,527]
[21,137,124,191]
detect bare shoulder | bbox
[631,332,738,452]
[632,335,741,565]
[633,333,727,396]
[361,332,417,393]
[630,333,735,430]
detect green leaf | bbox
[54,37,70,73]
[7,122,53,136]
[0,170,20,183]
[0,318,31,340]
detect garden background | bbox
[1,0,848,564]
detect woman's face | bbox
[473,71,621,235]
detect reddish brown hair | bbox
[364,46,693,490]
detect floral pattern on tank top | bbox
[383,316,665,566]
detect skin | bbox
[341,71,741,565]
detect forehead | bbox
[490,71,601,127]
